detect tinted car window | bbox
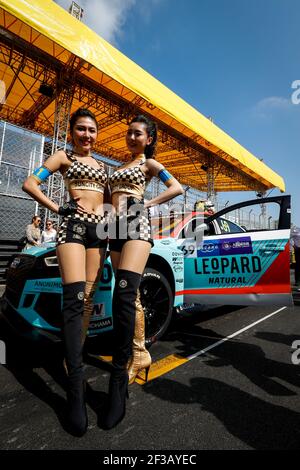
[217,217,245,234]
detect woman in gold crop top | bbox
[22,108,108,437]
[103,115,183,430]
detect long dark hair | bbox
[129,115,158,159]
[69,108,98,133]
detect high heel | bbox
[127,291,152,384]
[128,356,151,383]
[103,368,129,430]
[136,364,151,383]
[144,365,150,382]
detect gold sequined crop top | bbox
[64,151,108,193]
[109,155,147,197]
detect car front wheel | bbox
[140,267,173,346]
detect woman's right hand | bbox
[58,199,79,216]
[73,197,87,214]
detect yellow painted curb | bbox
[96,353,189,385]
[135,354,188,385]
[97,355,113,363]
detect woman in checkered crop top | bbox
[64,150,108,193]
[104,115,184,430]
[23,108,109,436]
[109,154,147,198]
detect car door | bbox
[180,195,292,306]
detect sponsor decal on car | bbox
[91,303,106,319]
[196,237,253,258]
[143,272,160,279]
[197,242,219,257]
[219,237,253,255]
[88,318,113,330]
[173,265,183,272]
[194,255,261,275]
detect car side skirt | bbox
[183,293,293,306]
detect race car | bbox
[0,195,292,344]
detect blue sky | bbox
[56,0,300,225]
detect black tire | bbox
[140,267,173,346]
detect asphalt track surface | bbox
[0,293,299,451]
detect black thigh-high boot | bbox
[62,281,88,436]
[103,269,141,430]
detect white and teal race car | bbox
[1,195,292,344]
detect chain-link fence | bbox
[0,121,44,239]
[0,120,274,240]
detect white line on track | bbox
[187,306,287,361]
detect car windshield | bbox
[151,211,206,238]
[151,214,184,237]
[151,211,246,239]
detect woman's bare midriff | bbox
[69,189,105,215]
[112,193,143,213]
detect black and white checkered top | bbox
[64,151,108,193]
[109,155,147,197]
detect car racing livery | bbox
[1,195,292,343]
[181,230,291,306]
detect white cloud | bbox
[256,96,292,110]
[252,96,297,118]
[54,0,164,45]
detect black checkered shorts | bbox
[108,208,153,252]
[57,212,108,249]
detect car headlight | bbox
[10,257,21,268]
[44,256,59,267]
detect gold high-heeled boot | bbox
[127,290,151,384]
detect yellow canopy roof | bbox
[0,0,285,192]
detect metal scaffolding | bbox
[0,21,269,197]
